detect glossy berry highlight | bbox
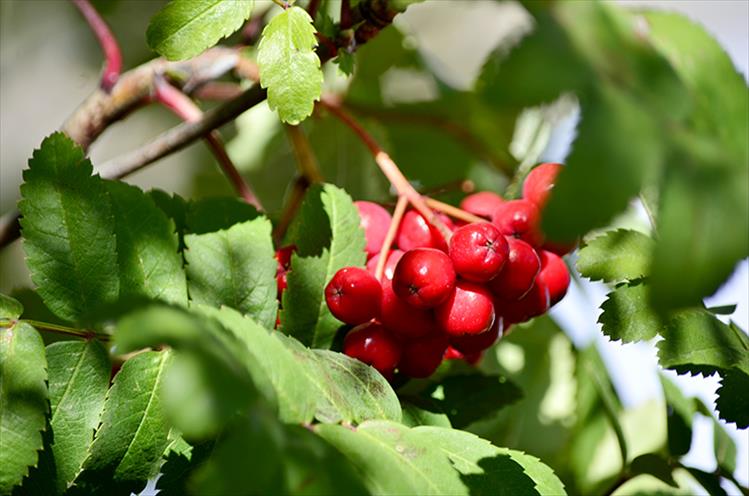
[449,222,508,282]
[325,267,382,325]
[392,248,456,308]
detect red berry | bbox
[392,248,456,308]
[494,287,547,325]
[380,279,436,339]
[435,280,495,336]
[398,333,448,378]
[488,237,541,300]
[355,201,392,259]
[449,223,508,282]
[343,322,401,378]
[492,199,544,247]
[396,210,449,252]
[460,191,504,219]
[536,250,570,307]
[325,267,382,325]
[366,249,404,281]
[449,318,501,354]
[443,346,483,365]
[523,163,563,208]
[276,245,296,270]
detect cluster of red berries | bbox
[294,163,572,380]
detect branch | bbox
[154,79,263,210]
[71,0,122,92]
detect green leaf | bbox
[281,184,366,348]
[712,416,737,474]
[629,453,677,487]
[185,196,260,234]
[77,351,172,493]
[184,218,278,328]
[541,86,662,242]
[0,322,47,495]
[257,6,323,124]
[715,368,749,428]
[45,341,110,493]
[106,181,187,306]
[18,133,119,324]
[279,335,401,424]
[685,467,728,496]
[576,230,654,283]
[0,294,23,320]
[334,49,355,76]
[400,400,451,428]
[196,305,316,423]
[659,374,694,457]
[147,0,255,60]
[316,421,566,495]
[428,374,522,429]
[598,283,662,343]
[156,435,213,496]
[114,305,263,439]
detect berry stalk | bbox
[71,0,122,92]
[375,195,408,281]
[424,198,485,224]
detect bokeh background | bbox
[1,0,747,492]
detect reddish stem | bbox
[425,198,485,224]
[154,80,263,210]
[71,0,122,92]
[340,0,353,30]
[319,97,452,241]
[375,195,408,282]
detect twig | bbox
[71,0,122,92]
[375,195,407,281]
[284,124,324,183]
[0,318,110,342]
[425,198,485,225]
[307,0,322,19]
[192,82,244,101]
[274,176,310,244]
[154,79,263,210]
[318,97,452,241]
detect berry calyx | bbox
[379,279,436,339]
[325,267,382,325]
[488,237,541,300]
[366,249,404,281]
[355,201,392,259]
[523,162,563,208]
[436,280,495,336]
[460,191,504,219]
[398,333,449,378]
[449,222,508,282]
[535,250,570,307]
[492,199,544,247]
[449,318,501,354]
[343,322,401,378]
[396,210,449,252]
[392,248,456,308]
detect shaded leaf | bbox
[712,416,737,474]
[577,229,653,283]
[659,373,693,457]
[257,6,323,124]
[399,400,451,428]
[429,374,522,429]
[107,181,187,306]
[18,133,118,324]
[715,368,749,428]
[598,283,661,343]
[630,454,677,488]
[0,294,23,320]
[184,218,278,328]
[45,340,110,493]
[0,322,47,495]
[281,184,366,348]
[185,197,260,234]
[685,467,728,496]
[147,0,254,60]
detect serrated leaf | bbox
[107,181,187,306]
[185,196,260,235]
[577,230,653,283]
[156,436,212,496]
[148,189,188,251]
[147,0,254,60]
[184,218,278,328]
[715,368,749,429]
[334,49,355,76]
[0,322,47,495]
[278,335,401,424]
[316,421,566,495]
[598,283,662,343]
[657,310,749,377]
[18,133,119,324]
[43,340,110,494]
[196,306,316,423]
[281,184,366,348]
[114,305,263,440]
[77,351,172,494]
[257,6,323,124]
[429,374,522,429]
[659,373,694,457]
[0,294,23,320]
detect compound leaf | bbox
[147,0,254,60]
[184,218,277,329]
[0,322,47,495]
[257,6,323,124]
[18,133,119,324]
[281,184,366,348]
